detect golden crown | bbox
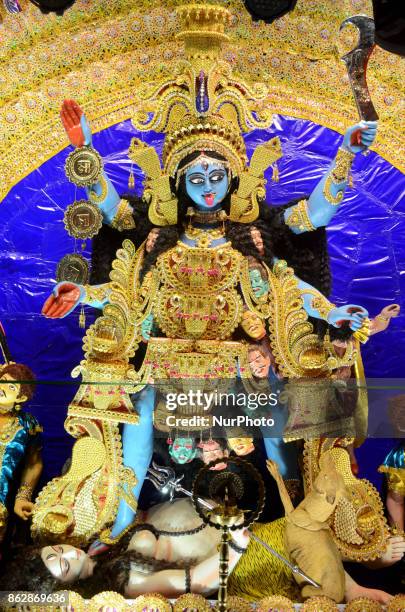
[163,115,248,181]
[129,4,281,225]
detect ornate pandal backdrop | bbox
[0,0,404,485]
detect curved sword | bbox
[340,15,379,121]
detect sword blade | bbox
[340,15,379,121]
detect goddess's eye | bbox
[210,171,225,183]
[188,175,205,185]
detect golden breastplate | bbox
[153,241,244,340]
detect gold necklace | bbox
[0,416,20,443]
[184,225,225,248]
[186,207,228,225]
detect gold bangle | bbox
[311,296,336,320]
[285,199,316,232]
[353,318,371,344]
[110,199,136,231]
[16,483,33,501]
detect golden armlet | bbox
[305,292,336,320]
[323,148,355,205]
[110,199,136,231]
[82,284,111,305]
[285,199,315,232]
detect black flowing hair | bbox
[0,538,185,599]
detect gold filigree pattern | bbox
[132,593,172,612]
[258,595,294,612]
[386,594,405,612]
[285,199,315,233]
[265,260,353,377]
[303,439,390,562]
[345,597,383,612]
[301,597,339,612]
[110,198,136,231]
[174,593,211,611]
[154,242,244,340]
[0,0,403,204]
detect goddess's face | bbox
[199,439,228,469]
[185,161,229,211]
[41,544,88,583]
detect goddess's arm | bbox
[297,277,368,331]
[283,121,377,234]
[61,100,135,231]
[41,281,111,318]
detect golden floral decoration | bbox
[386,594,405,612]
[345,597,383,612]
[131,593,172,612]
[226,596,253,612]
[301,596,339,611]
[88,591,129,611]
[257,594,295,611]
[174,593,211,611]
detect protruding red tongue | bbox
[204,194,214,207]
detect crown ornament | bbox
[129,3,282,226]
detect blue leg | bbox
[109,385,155,539]
[261,396,299,480]
[262,436,299,480]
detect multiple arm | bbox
[60,100,134,231]
[41,281,111,318]
[297,278,368,332]
[284,121,377,234]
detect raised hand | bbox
[379,304,400,320]
[60,99,92,148]
[42,282,84,319]
[327,304,368,331]
[342,120,377,154]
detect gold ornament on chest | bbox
[154,243,244,339]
